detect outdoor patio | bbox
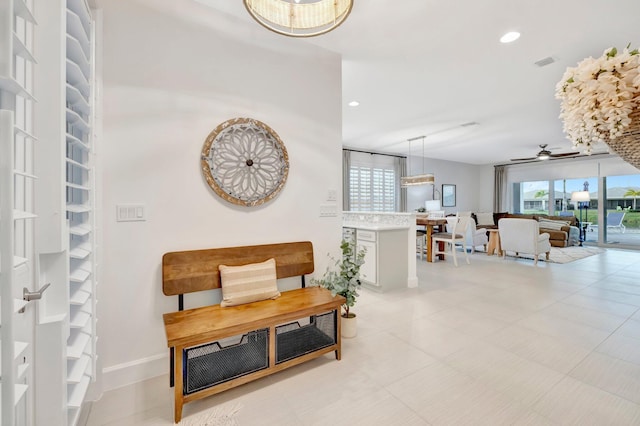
[583,226,640,246]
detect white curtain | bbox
[494,165,505,212]
[396,155,407,212]
[342,149,351,210]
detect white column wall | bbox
[98,0,343,391]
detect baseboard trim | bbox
[407,276,419,288]
[101,352,168,392]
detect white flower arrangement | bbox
[555,45,640,154]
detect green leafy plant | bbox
[311,240,366,318]
[624,188,640,210]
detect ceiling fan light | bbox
[537,153,550,160]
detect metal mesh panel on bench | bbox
[275,311,336,364]
[183,329,268,394]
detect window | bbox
[344,150,403,212]
[349,166,396,212]
[514,181,549,214]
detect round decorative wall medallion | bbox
[201,117,289,207]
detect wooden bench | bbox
[162,241,344,423]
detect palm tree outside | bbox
[624,188,640,210]
[534,190,549,212]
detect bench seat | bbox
[164,286,342,348]
[161,242,344,423]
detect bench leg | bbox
[174,347,184,423]
[335,309,342,360]
[169,347,174,388]
[174,400,183,424]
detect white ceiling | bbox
[194,0,640,165]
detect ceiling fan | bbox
[510,144,580,162]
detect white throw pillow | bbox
[475,212,494,226]
[219,258,280,307]
[538,218,569,231]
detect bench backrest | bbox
[162,241,314,297]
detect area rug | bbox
[179,403,241,426]
[506,246,604,264]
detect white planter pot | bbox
[341,314,357,338]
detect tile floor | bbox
[85,248,640,425]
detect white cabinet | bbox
[358,238,377,285]
[353,227,408,291]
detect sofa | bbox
[472,212,580,248]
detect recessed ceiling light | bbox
[500,31,520,43]
[348,101,360,107]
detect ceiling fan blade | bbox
[510,156,537,162]
[549,152,580,158]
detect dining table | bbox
[416,216,448,262]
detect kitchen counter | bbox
[342,211,418,289]
[342,223,409,231]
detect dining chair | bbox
[416,229,426,260]
[431,214,470,266]
[459,211,488,253]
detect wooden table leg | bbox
[487,230,502,256]
[426,225,434,262]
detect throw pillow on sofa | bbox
[539,218,570,231]
[475,212,494,226]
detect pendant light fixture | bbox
[401,136,435,187]
[243,0,354,38]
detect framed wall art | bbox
[442,184,456,207]
[201,117,289,207]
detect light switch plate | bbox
[116,204,146,222]
[319,204,338,217]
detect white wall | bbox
[405,155,491,214]
[98,0,343,391]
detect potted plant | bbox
[312,239,366,338]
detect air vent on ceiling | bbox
[460,121,479,127]
[535,56,556,67]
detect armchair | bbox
[498,218,551,265]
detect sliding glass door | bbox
[553,178,599,243]
[604,174,640,247]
